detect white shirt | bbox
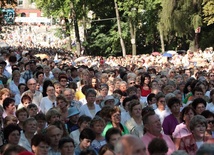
[206,102,214,113]
[79,103,101,118]
[18,131,32,152]
[40,96,56,114]
[155,108,170,124]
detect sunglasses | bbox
[129,82,135,85]
[207,120,214,124]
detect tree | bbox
[203,0,214,26]
[117,0,145,55]
[159,0,203,51]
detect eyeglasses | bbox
[207,120,214,124]
[129,82,135,85]
[159,100,165,103]
[29,83,36,85]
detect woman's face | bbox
[157,97,166,109]
[192,123,206,139]
[23,99,31,108]
[2,92,10,101]
[91,78,97,87]
[13,73,20,81]
[170,103,180,114]
[32,142,49,155]
[195,103,206,115]
[24,120,37,133]
[206,117,214,131]
[57,99,67,109]
[131,104,142,118]
[183,109,195,123]
[144,77,150,85]
[100,88,108,97]
[111,111,121,124]
[8,130,20,145]
[86,93,96,104]
[80,121,90,130]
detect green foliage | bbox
[203,0,214,26]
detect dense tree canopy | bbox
[34,0,214,56]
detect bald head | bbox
[115,135,147,155]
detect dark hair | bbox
[31,134,50,148]
[85,88,97,98]
[99,144,114,155]
[35,71,44,78]
[148,138,168,154]
[1,144,26,155]
[42,80,54,97]
[126,86,137,95]
[15,107,29,118]
[59,137,75,149]
[35,113,46,121]
[143,112,156,125]
[78,115,92,127]
[210,89,214,102]
[122,96,132,107]
[3,124,21,142]
[201,110,214,118]
[147,93,156,103]
[192,87,203,96]
[21,94,32,104]
[167,97,180,109]
[27,103,38,110]
[80,149,97,155]
[192,98,207,110]
[79,128,95,141]
[105,128,121,143]
[180,106,196,122]
[3,98,15,110]
[140,73,151,86]
[18,83,26,91]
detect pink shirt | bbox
[142,132,176,155]
[172,122,192,138]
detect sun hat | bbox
[67,107,80,118]
[100,95,119,108]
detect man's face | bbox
[194,91,203,99]
[6,102,16,114]
[145,114,162,135]
[48,128,62,147]
[60,142,74,155]
[126,140,147,155]
[27,79,37,91]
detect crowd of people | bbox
[0,31,214,155]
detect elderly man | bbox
[115,135,147,155]
[46,125,62,155]
[141,112,176,155]
[22,78,43,107]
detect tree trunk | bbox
[70,1,81,56]
[130,21,136,55]
[159,29,165,53]
[114,0,126,57]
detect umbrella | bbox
[152,52,160,56]
[177,50,186,54]
[167,50,176,55]
[162,52,172,57]
[74,56,87,63]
